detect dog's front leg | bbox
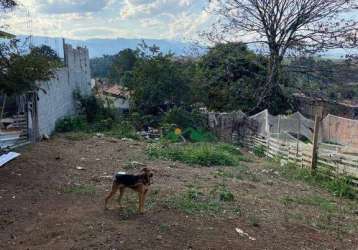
[136,187,145,214]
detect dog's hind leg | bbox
[104,182,119,210]
[118,187,125,207]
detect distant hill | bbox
[16,35,198,58]
[15,35,357,59]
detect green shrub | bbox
[74,90,115,123]
[163,127,216,143]
[162,107,206,130]
[147,142,245,166]
[92,118,114,131]
[55,116,88,132]
[183,128,216,143]
[106,121,139,140]
[253,145,266,158]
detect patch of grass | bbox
[147,142,247,167]
[56,115,139,141]
[165,187,221,215]
[63,185,96,195]
[268,163,357,199]
[214,169,235,179]
[159,224,170,232]
[219,188,235,202]
[246,172,261,183]
[63,132,92,141]
[281,195,337,213]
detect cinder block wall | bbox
[36,45,91,137]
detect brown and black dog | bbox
[104,168,154,213]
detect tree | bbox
[196,42,290,113]
[110,49,138,83]
[123,44,191,116]
[0,43,62,95]
[0,0,17,33]
[207,0,358,111]
[90,55,116,78]
[287,56,358,101]
[0,0,16,12]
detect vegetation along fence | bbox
[207,110,358,186]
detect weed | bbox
[64,185,96,195]
[253,145,266,158]
[56,116,88,132]
[159,224,170,232]
[105,121,139,140]
[147,142,246,167]
[246,172,261,183]
[269,163,357,199]
[214,169,234,179]
[219,188,235,202]
[281,195,337,213]
[165,186,221,215]
[248,214,260,227]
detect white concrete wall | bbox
[37,45,91,136]
[113,97,130,110]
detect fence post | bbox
[311,113,321,174]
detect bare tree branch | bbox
[205,0,358,113]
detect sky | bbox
[2,0,213,41]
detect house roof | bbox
[103,85,130,98]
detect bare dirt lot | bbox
[1,134,358,250]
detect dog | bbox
[104,168,154,213]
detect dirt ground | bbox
[1,134,358,250]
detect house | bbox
[101,85,130,112]
[0,42,91,149]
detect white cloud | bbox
[120,0,195,19]
[37,0,112,14]
[3,0,213,41]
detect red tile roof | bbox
[103,85,130,98]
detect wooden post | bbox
[311,113,321,174]
[0,94,7,123]
[296,115,300,159]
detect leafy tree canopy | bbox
[90,55,116,79]
[123,43,192,115]
[0,40,62,95]
[110,48,138,83]
[196,42,291,114]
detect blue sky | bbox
[3,0,212,41]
